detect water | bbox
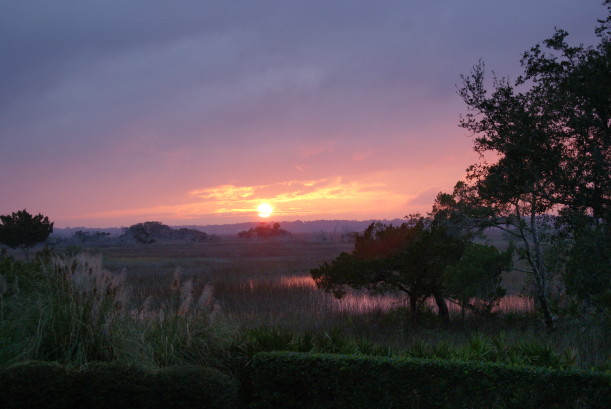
[280,275,534,315]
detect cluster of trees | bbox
[71,230,111,244]
[238,223,291,239]
[313,6,610,329]
[120,222,209,244]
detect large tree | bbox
[0,209,54,259]
[450,4,610,329]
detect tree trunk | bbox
[409,295,418,325]
[530,202,555,331]
[433,292,450,322]
[535,284,555,331]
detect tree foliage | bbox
[311,217,478,323]
[238,223,290,239]
[72,230,111,245]
[0,210,54,258]
[447,4,610,329]
[443,243,513,317]
[121,221,208,244]
[563,223,611,312]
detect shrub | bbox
[155,365,238,409]
[73,362,155,409]
[0,362,238,409]
[249,352,610,409]
[0,361,72,409]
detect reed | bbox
[0,252,235,369]
[1,241,607,371]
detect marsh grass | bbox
[1,238,608,371]
[0,252,236,369]
[95,238,609,370]
[0,253,123,365]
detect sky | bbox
[0,1,604,228]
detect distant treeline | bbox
[54,222,214,245]
[237,222,290,239]
[52,219,406,238]
[120,221,210,244]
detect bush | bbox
[0,361,72,409]
[155,365,238,409]
[0,362,238,409]
[249,352,610,409]
[73,362,155,409]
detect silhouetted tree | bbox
[238,223,290,239]
[449,5,610,329]
[121,222,208,244]
[443,243,513,318]
[311,217,471,324]
[174,228,208,242]
[122,222,164,244]
[0,209,54,259]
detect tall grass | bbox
[0,252,235,369]
[1,243,607,371]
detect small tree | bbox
[0,209,54,259]
[443,243,513,319]
[238,223,290,239]
[122,221,169,244]
[311,217,469,324]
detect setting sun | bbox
[257,203,273,218]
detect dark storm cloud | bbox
[1,1,600,149]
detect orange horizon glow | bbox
[50,161,473,228]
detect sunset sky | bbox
[0,1,603,228]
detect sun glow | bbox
[257,203,273,218]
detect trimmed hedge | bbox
[0,362,238,409]
[155,365,239,409]
[249,352,610,409]
[0,361,71,409]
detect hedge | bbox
[249,352,610,409]
[0,362,238,409]
[1,355,608,409]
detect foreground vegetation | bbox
[2,354,608,409]
[250,352,609,409]
[0,244,608,407]
[0,241,607,372]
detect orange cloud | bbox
[189,184,260,201]
[77,176,411,224]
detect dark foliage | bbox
[0,362,238,409]
[120,221,208,244]
[446,5,611,329]
[0,209,53,255]
[311,217,485,324]
[249,352,610,409]
[238,222,290,239]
